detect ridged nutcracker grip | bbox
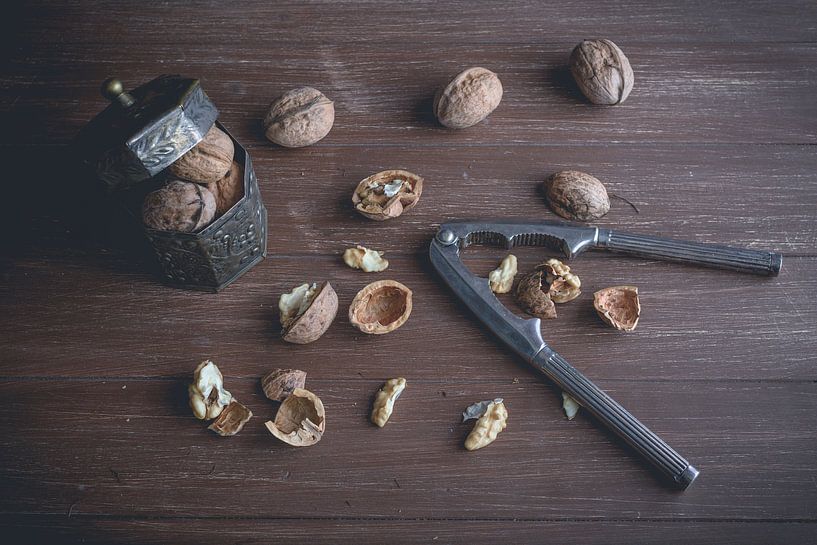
[598,229,782,276]
[532,348,699,489]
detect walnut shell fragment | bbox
[169,125,235,184]
[206,160,244,216]
[279,282,338,344]
[570,39,634,105]
[208,400,253,436]
[515,270,556,319]
[594,285,641,331]
[433,67,503,129]
[352,170,423,221]
[349,280,413,334]
[261,368,307,402]
[142,180,216,233]
[343,245,389,272]
[188,360,232,420]
[543,170,610,222]
[265,388,325,447]
[263,87,334,148]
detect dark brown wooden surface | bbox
[1,1,816,543]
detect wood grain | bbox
[1,1,816,543]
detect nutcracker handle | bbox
[597,229,782,276]
[531,346,699,489]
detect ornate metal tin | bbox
[77,76,268,291]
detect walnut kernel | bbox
[371,377,406,427]
[540,258,581,303]
[343,245,389,272]
[188,360,232,420]
[488,254,517,294]
[465,399,508,451]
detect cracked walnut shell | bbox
[261,368,307,402]
[349,280,412,334]
[434,67,503,129]
[594,285,641,331]
[142,180,216,233]
[279,282,338,344]
[169,125,235,184]
[263,87,334,148]
[543,170,610,222]
[515,270,557,319]
[265,388,325,447]
[352,170,423,221]
[570,39,634,105]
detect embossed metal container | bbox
[76,75,267,291]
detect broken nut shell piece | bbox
[371,377,407,427]
[262,369,307,402]
[343,245,389,272]
[349,280,413,335]
[352,170,423,221]
[465,399,508,451]
[208,400,253,436]
[265,388,325,447]
[515,270,557,319]
[488,254,517,294]
[189,360,232,420]
[594,285,640,331]
[279,281,338,344]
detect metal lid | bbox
[75,75,219,191]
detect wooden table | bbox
[2,1,816,543]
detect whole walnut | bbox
[142,179,216,233]
[207,160,244,216]
[543,170,610,222]
[569,39,634,105]
[263,87,334,148]
[169,126,234,184]
[433,67,502,129]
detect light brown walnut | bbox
[263,87,334,148]
[142,180,216,233]
[169,125,234,184]
[570,39,634,105]
[434,67,502,128]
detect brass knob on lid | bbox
[101,78,135,108]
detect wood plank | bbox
[1,379,815,519]
[6,0,817,47]
[2,518,816,545]
[2,144,814,256]
[3,43,816,146]
[1,253,813,381]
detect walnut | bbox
[594,285,641,331]
[349,280,412,335]
[261,368,307,402]
[433,67,503,129]
[208,400,253,436]
[343,245,389,272]
[570,39,634,105]
[142,180,216,233]
[278,282,338,344]
[265,388,325,447]
[263,87,334,148]
[515,270,556,319]
[169,125,234,184]
[352,170,423,221]
[543,170,610,222]
[206,160,244,216]
[188,360,232,420]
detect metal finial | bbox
[101,78,135,108]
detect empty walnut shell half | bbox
[261,368,307,402]
[352,170,423,221]
[543,170,610,222]
[349,280,413,334]
[594,285,640,331]
[279,282,338,344]
[169,125,235,184]
[515,270,557,319]
[265,388,325,447]
[208,400,253,437]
